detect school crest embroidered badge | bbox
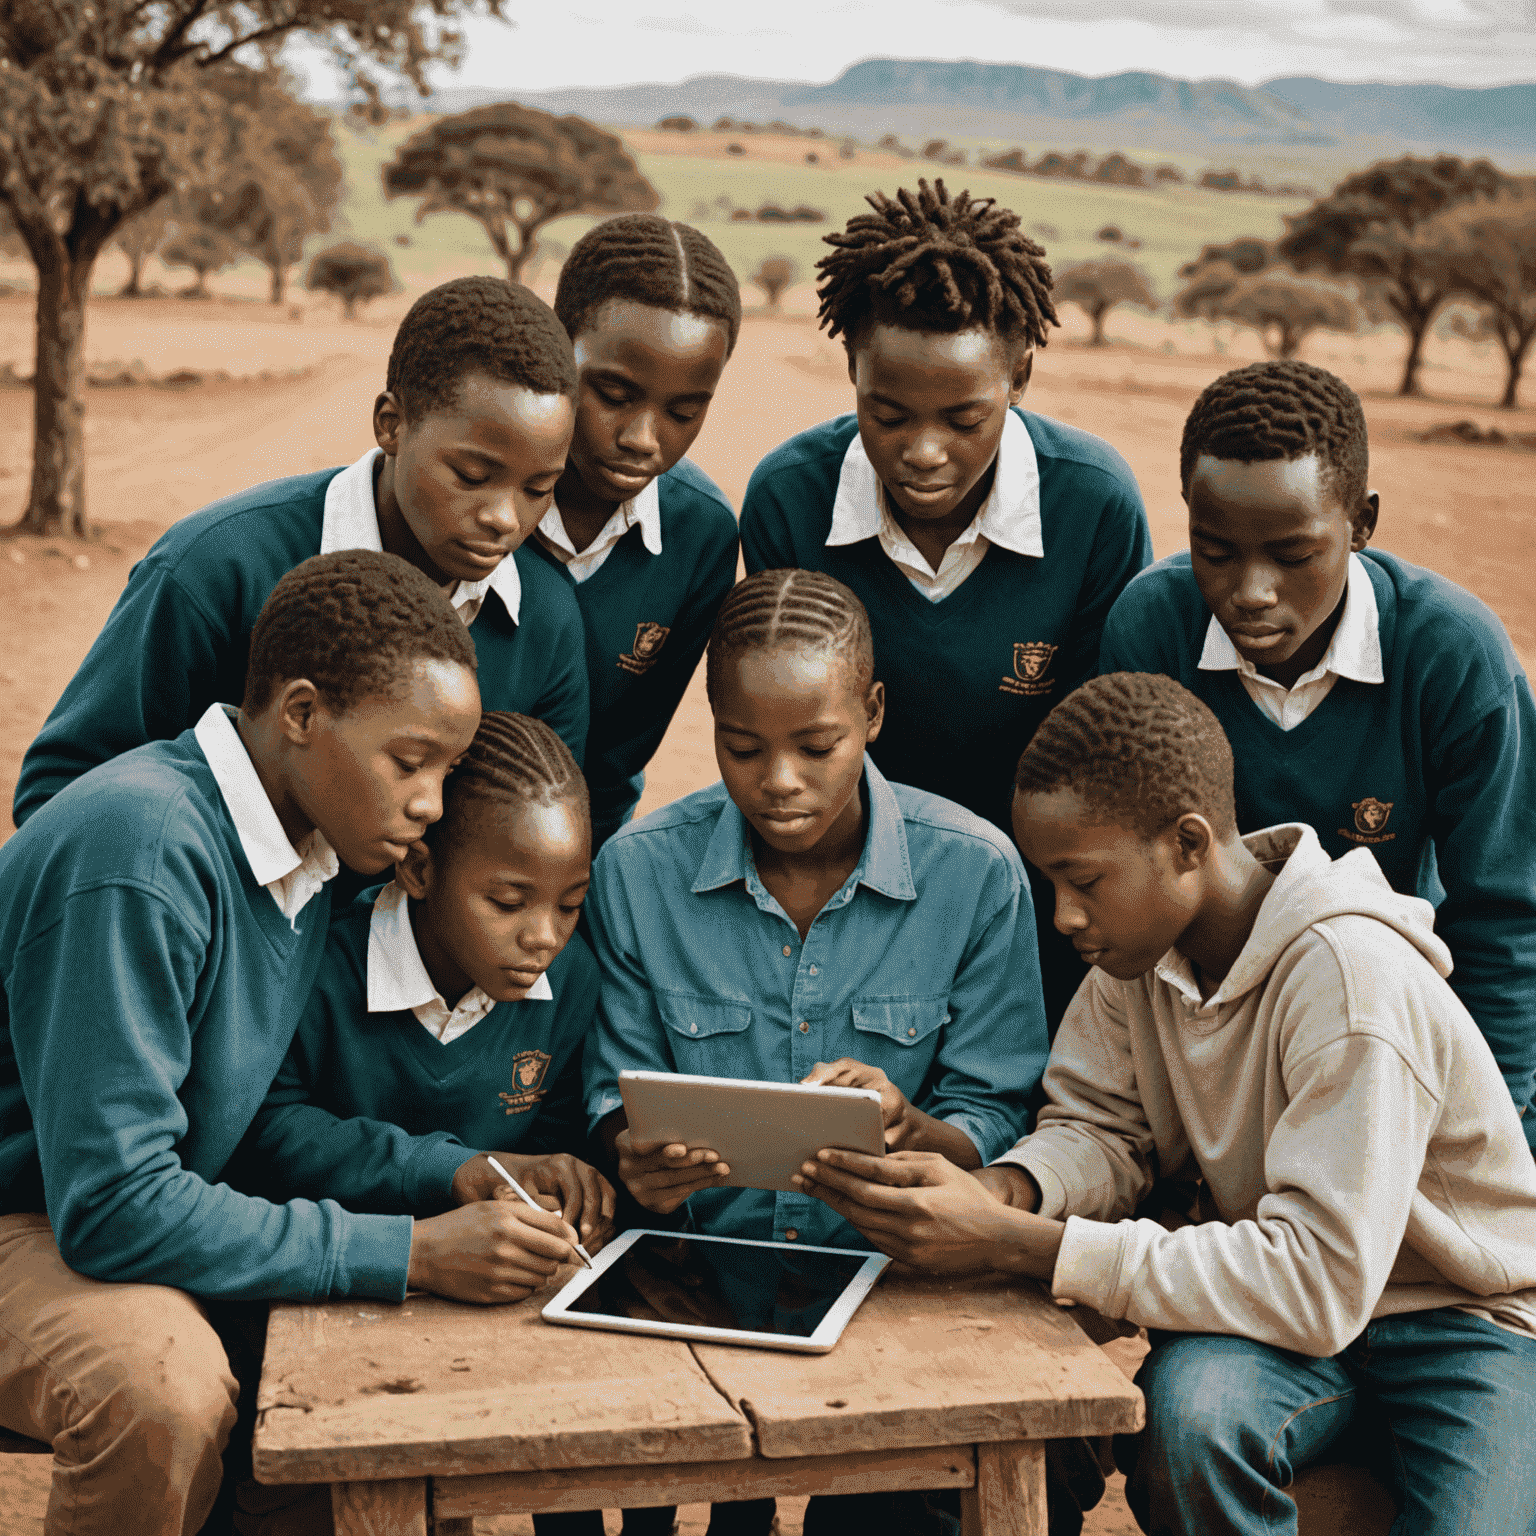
[1000,642,1059,697]
[617,622,671,675]
[1339,796,1397,846]
[497,1050,553,1115]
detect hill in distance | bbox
[416,57,1536,161]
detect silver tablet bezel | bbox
[541,1227,890,1354]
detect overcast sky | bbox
[371,0,1534,95]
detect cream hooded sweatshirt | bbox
[996,824,1536,1357]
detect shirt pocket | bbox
[850,995,951,1058]
[656,990,754,1074]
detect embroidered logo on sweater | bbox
[498,1050,553,1114]
[1000,641,1058,697]
[618,622,671,675]
[1340,796,1397,846]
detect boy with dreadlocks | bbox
[15,278,591,864]
[799,672,1536,1536]
[740,180,1151,1028]
[1101,360,1536,1146]
[528,214,742,851]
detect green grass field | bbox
[329,118,1308,304]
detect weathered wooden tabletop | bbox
[254,1263,1143,1535]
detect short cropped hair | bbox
[426,711,589,855]
[705,569,874,707]
[386,276,578,421]
[816,177,1057,354]
[555,213,742,354]
[1180,359,1369,511]
[244,550,476,715]
[1014,672,1237,840]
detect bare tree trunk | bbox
[268,262,287,305]
[1397,320,1429,396]
[1090,304,1107,345]
[478,216,524,283]
[14,253,93,537]
[1500,334,1529,409]
[120,250,145,298]
[342,294,357,319]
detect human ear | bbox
[373,391,404,457]
[274,680,322,746]
[395,841,434,900]
[1008,348,1034,404]
[1350,491,1380,552]
[862,679,886,744]
[1173,813,1216,872]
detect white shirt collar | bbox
[193,704,338,925]
[1198,551,1384,688]
[366,879,552,1024]
[826,409,1043,560]
[321,447,523,625]
[537,476,663,582]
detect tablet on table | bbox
[542,1228,889,1353]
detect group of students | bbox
[0,177,1532,1536]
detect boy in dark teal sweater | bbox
[741,181,1151,1026]
[0,554,589,1536]
[528,214,742,850]
[1100,360,1536,1146]
[14,277,590,841]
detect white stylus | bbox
[486,1156,594,1269]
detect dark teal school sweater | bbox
[528,459,738,849]
[0,733,412,1299]
[13,469,590,828]
[741,409,1152,1026]
[239,894,602,1214]
[1101,549,1536,1144]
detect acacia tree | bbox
[306,241,394,317]
[162,221,239,296]
[1054,259,1156,346]
[751,255,796,311]
[382,102,659,282]
[1279,155,1515,398]
[1422,191,1536,408]
[1180,268,1357,359]
[0,1,503,538]
[113,200,174,296]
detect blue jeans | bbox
[1117,1308,1536,1536]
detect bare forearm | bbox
[900,1107,985,1169]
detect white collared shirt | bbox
[1198,552,1384,730]
[320,447,523,626]
[193,704,338,926]
[826,409,1043,602]
[367,880,552,1045]
[536,476,663,583]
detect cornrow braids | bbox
[555,214,742,354]
[816,177,1057,353]
[243,550,476,716]
[706,569,875,707]
[427,711,590,853]
[1014,673,1237,841]
[1180,360,1369,510]
[386,276,578,422]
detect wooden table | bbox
[253,1267,1143,1536]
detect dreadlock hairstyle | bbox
[243,550,476,716]
[386,276,578,421]
[816,178,1057,355]
[1180,360,1369,511]
[705,569,874,708]
[426,711,590,854]
[1015,673,1237,841]
[555,214,743,355]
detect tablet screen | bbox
[567,1233,872,1339]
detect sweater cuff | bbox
[404,1135,476,1212]
[333,1213,414,1302]
[991,1144,1070,1220]
[1051,1214,1135,1319]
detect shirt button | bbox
[799,1021,810,1033]
[907,1027,917,1038]
[690,1023,698,1034]
[782,945,792,957]
[784,1229,798,1241]
[809,965,819,976]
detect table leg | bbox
[960,1440,1047,1536]
[330,1477,429,1536]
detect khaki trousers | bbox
[0,1214,330,1536]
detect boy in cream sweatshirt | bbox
[796,672,1536,1536]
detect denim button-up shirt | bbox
[584,755,1049,1250]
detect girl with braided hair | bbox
[1102,359,1536,1147]
[528,212,743,852]
[582,568,1047,1536]
[741,179,1151,1031]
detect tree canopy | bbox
[382,102,660,282]
[1054,259,1156,346]
[306,242,396,318]
[1279,155,1517,396]
[1180,267,1357,359]
[751,256,797,310]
